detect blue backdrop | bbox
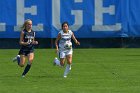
[0,0,140,38]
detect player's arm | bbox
[55,33,61,53]
[31,38,38,45]
[72,32,80,45]
[19,31,29,46]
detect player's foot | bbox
[22,75,25,78]
[13,55,20,65]
[16,55,20,63]
[12,56,17,62]
[63,75,67,78]
[69,65,71,70]
[53,57,57,66]
[12,55,20,62]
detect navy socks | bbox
[22,64,31,76]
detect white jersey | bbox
[59,30,73,51]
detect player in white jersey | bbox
[54,22,80,78]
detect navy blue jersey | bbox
[20,29,35,51]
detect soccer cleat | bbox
[12,55,20,65]
[16,55,20,64]
[12,56,17,62]
[12,55,20,62]
[22,75,25,78]
[63,76,67,78]
[69,66,71,70]
[53,57,57,66]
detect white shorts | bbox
[59,49,73,58]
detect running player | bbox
[54,22,80,78]
[13,19,38,77]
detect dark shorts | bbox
[18,49,34,56]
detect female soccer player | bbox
[54,22,80,78]
[13,19,38,77]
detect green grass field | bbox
[0,48,140,93]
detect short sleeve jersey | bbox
[58,30,73,50]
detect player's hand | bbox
[55,49,59,54]
[32,41,38,45]
[76,41,80,45]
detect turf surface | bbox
[0,49,140,93]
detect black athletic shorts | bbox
[18,49,34,56]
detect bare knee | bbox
[28,59,33,65]
[67,58,72,64]
[60,62,65,66]
[60,58,65,66]
[29,59,33,62]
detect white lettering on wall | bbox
[70,0,83,31]
[14,0,43,31]
[52,0,83,31]
[0,23,6,31]
[92,0,121,31]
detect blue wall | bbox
[0,0,140,38]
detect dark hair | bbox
[61,21,69,28]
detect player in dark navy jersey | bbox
[13,19,38,77]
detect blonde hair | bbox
[21,19,32,30]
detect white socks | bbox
[54,57,72,78]
[54,57,61,66]
[64,64,71,78]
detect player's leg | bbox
[22,52,34,77]
[63,50,73,78]
[66,54,72,70]
[54,51,65,66]
[12,55,20,62]
[54,58,65,67]
[54,57,60,66]
[13,51,21,64]
[60,58,65,66]
[19,55,26,67]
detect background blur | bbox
[1,0,140,48]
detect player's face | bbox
[26,21,32,30]
[62,24,69,32]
